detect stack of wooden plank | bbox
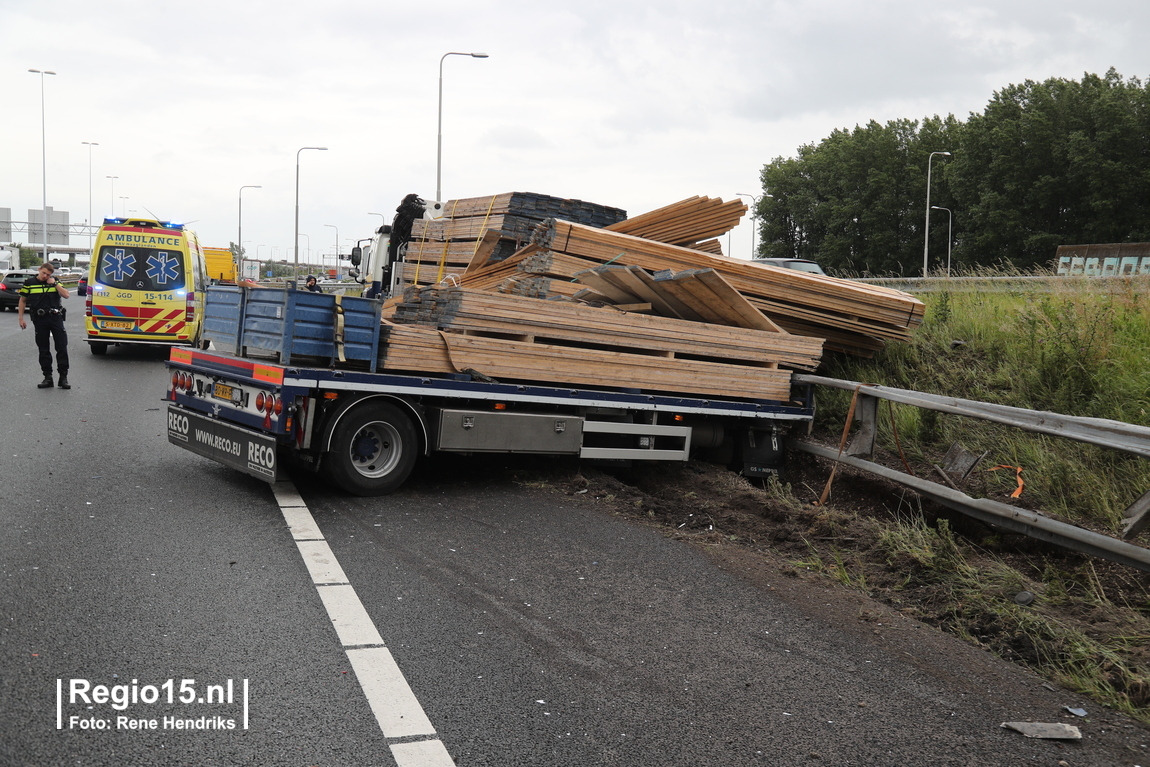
[398,192,626,290]
[372,189,924,403]
[378,286,821,400]
[604,196,747,254]
[455,218,923,356]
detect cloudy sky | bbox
[2,0,1147,266]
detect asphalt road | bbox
[2,294,1147,766]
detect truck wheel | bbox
[90,342,108,355]
[324,401,417,496]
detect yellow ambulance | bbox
[85,217,208,355]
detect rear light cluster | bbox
[255,391,283,416]
[185,291,195,322]
[171,371,194,392]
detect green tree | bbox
[756,70,1150,275]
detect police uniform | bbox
[20,274,70,388]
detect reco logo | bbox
[168,412,189,435]
[248,443,275,468]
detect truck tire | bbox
[89,341,108,355]
[324,401,417,496]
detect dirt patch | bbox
[491,438,1150,721]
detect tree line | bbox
[755,69,1150,275]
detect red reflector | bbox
[171,371,180,387]
[256,392,266,412]
[273,397,283,416]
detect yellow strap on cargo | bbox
[436,199,461,284]
[333,294,346,363]
[471,194,499,257]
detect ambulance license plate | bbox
[212,382,239,402]
[103,320,133,330]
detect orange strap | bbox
[986,465,1025,498]
[814,384,871,506]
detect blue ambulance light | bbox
[103,216,126,225]
[160,221,185,231]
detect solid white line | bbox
[295,539,350,584]
[390,739,457,767]
[314,583,386,647]
[347,647,438,738]
[57,678,62,729]
[273,481,454,765]
[282,505,324,540]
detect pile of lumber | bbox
[379,285,820,400]
[374,191,924,401]
[604,195,748,254]
[453,217,924,356]
[398,192,626,290]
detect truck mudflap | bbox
[167,406,279,483]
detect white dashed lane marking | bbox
[272,481,454,766]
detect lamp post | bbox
[368,211,386,229]
[119,196,129,217]
[81,141,98,254]
[437,51,489,202]
[923,151,951,277]
[106,175,118,217]
[324,224,338,277]
[931,206,953,278]
[29,68,56,262]
[298,233,310,272]
[295,146,328,283]
[737,192,772,260]
[238,184,261,264]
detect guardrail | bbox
[790,374,1150,571]
[851,274,1147,294]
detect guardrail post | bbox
[1121,488,1150,540]
[845,391,878,458]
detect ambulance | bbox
[85,217,208,355]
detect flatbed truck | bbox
[165,346,815,496]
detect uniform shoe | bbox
[38,375,54,389]
[58,376,71,390]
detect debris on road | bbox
[1000,721,1082,739]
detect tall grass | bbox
[818,272,1150,528]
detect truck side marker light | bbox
[323,392,339,400]
[494,403,507,410]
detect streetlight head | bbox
[471,52,489,58]
[941,151,952,156]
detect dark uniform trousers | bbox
[32,311,69,377]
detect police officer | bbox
[18,262,71,389]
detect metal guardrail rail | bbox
[790,375,1150,570]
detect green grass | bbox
[809,270,1150,720]
[819,273,1150,528]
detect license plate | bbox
[102,320,134,330]
[212,382,239,402]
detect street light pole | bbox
[238,184,261,279]
[81,141,98,255]
[106,175,118,217]
[737,192,772,260]
[119,197,129,217]
[29,68,56,263]
[367,212,387,229]
[931,206,953,278]
[295,146,327,284]
[437,51,489,203]
[923,151,952,277]
[324,224,338,277]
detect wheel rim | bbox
[347,420,402,478]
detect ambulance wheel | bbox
[325,401,417,496]
[90,342,108,355]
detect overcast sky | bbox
[2,0,1147,266]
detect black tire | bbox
[324,401,417,496]
[89,341,108,355]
